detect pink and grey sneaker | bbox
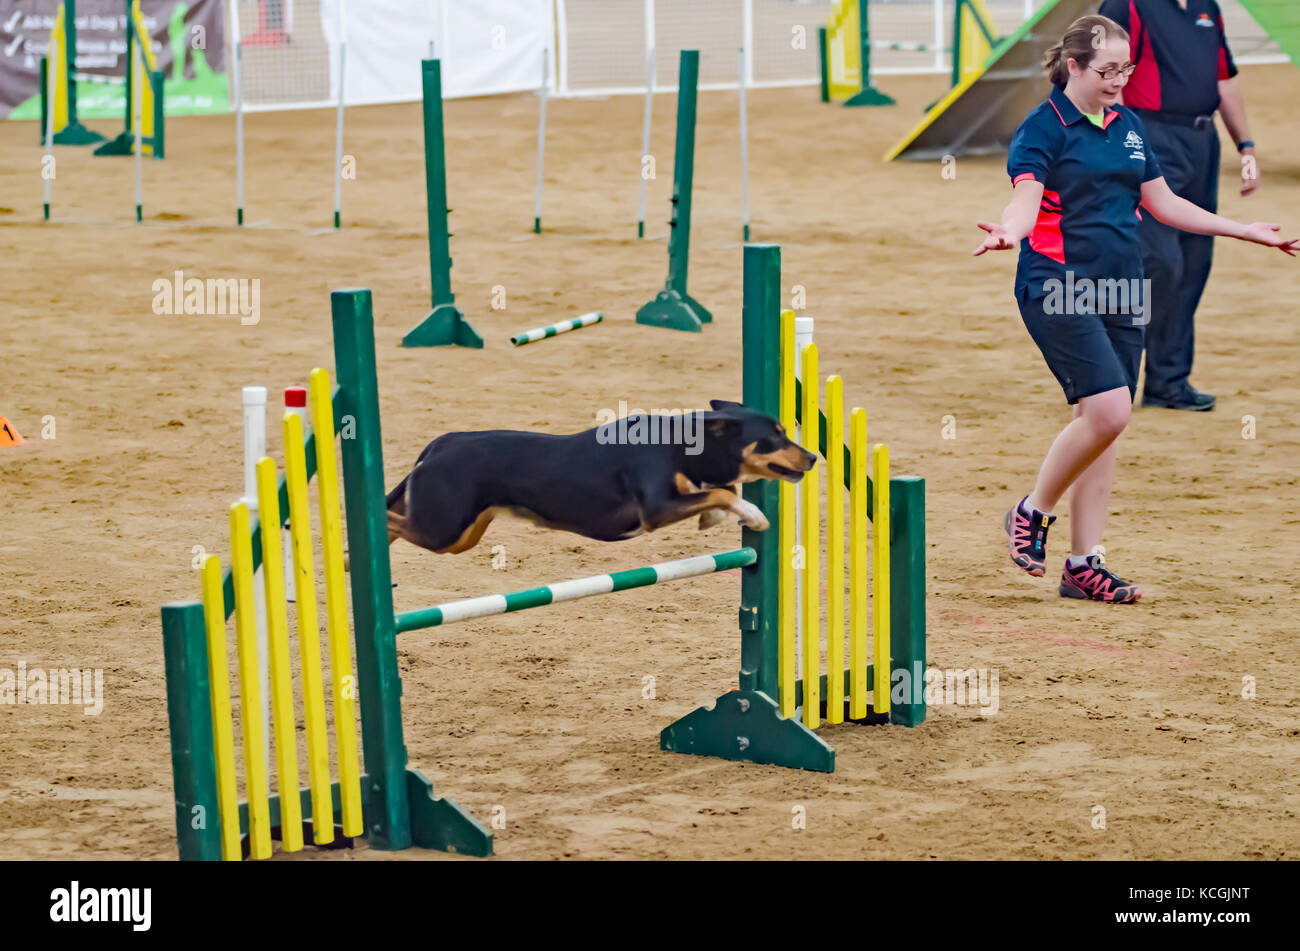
[1059,553,1142,603]
[1004,496,1055,577]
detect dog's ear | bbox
[706,415,742,439]
[709,399,745,412]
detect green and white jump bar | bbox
[394,547,755,633]
[509,311,603,346]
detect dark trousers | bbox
[1138,118,1220,397]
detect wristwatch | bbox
[1236,140,1255,152]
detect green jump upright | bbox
[39,0,106,146]
[660,243,926,772]
[659,245,835,771]
[94,0,166,158]
[333,289,493,855]
[844,0,896,106]
[161,290,493,859]
[403,60,483,348]
[636,49,713,333]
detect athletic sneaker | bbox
[1004,496,1055,577]
[1059,553,1142,603]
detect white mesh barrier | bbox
[553,0,1286,97]
[557,0,648,94]
[229,0,342,111]
[651,0,744,89]
[751,0,834,85]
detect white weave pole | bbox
[533,50,548,234]
[241,386,270,776]
[333,40,346,229]
[43,33,56,221]
[235,41,245,225]
[133,34,143,223]
[738,47,749,242]
[636,48,654,237]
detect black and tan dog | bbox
[386,400,816,554]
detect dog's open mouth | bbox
[769,463,806,482]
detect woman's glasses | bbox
[1090,64,1137,81]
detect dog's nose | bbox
[802,448,817,470]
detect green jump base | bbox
[844,86,896,107]
[51,122,105,146]
[406,769,494,856]
[230,768,493,860]
[402,303,484,348]
[635,289,713,333]
[93,132,162,158]
[660,689,835,772]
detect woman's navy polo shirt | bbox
[1006,85,1164,301]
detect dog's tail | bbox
[386,474,409,511]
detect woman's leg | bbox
[1068,409,1118,556]
[1026,386,1131,514]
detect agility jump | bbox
[38,1,104,147]
[161,252,926,858]
[820,0,997,108]
[40,0,165,158]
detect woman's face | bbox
[1069,35,1132,108]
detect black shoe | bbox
[1141,386,1215,411]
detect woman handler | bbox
[973,14,1295,603]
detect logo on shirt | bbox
[1124,131,1143,150]
[1196,13,1215,28]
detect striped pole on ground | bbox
[509,311,603,346]
[395,548,755,633]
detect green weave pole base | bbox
[660,689,835,772]
[52,122,105,146]
[844,85,896,107]
[407,769,494,857]
[402,303,484,348]
[635,289,713,333]
[93,132,161,157]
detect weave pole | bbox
[333,40,346,228]
[132,33,142,222]
[534,51,547,234]
[235,40,244,225]
[636,47,654,237]
[509,311,603,346]
[743,46,754,242]
[395,549,756,634]
[43,33,56,221]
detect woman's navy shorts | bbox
[1016,290,1145,405]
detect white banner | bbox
[322,0,550,106]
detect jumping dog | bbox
[386,400,817,554]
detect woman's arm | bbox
[973,179,1044,255]
[1140,176,1297,254]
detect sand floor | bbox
[1,65,1298,860]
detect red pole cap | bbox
[284,386,308,408]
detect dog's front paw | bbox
[734,500,769,531]
[698,509,727,530]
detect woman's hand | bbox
[973,222,1017,256]
[1241,221,1298,256]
